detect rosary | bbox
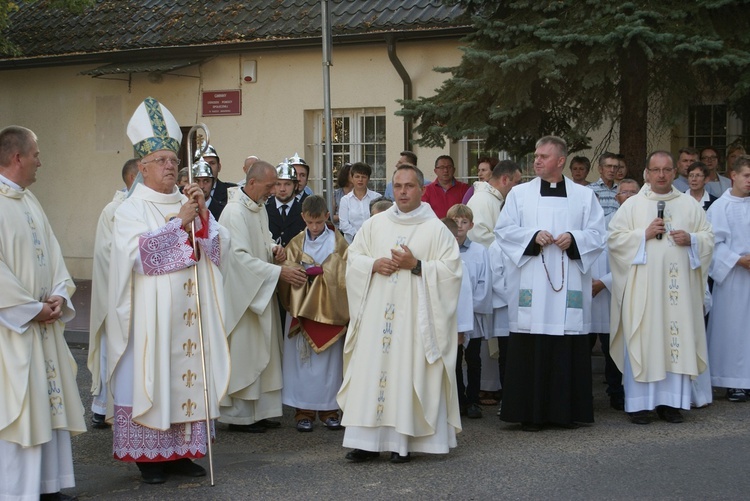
[540,247,565,292]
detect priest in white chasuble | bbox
[107,98,231,484]
[87,158,138,429]
[218,161,308,431]
[338,164,462,464]
[0,126,86,500]
[495,136,606,432]
[609,151,713,425]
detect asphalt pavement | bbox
[64,344,750,501]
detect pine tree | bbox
[399,0,750,177]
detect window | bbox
[687,104,748,171]
[309,108,387,194]
[454,137,520,182]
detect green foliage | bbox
[399,0,750,158]
[1,0,92,55]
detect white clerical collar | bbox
[0,172,23,191]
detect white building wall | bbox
[0,39,463,278]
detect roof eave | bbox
[0,26,471,71]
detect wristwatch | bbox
[411,259,422,276]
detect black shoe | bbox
[40,493,78,501]
[323,417,343,430]
[345,449,379,462]
[609,394,625,411]
[91,413,109,429]
[656,405,684,424]
[228,423,266,433]
[727,388,748,402]
[256,418,281,428]
[296,419,313,432]
[136,462,168,484]
[629,411,651,425]
[390,452,411,464]
[163,458,206,477]
[467,403,483,419]
[521,422,542,432]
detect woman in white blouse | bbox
[338,162,381,243]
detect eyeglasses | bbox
[688,173,706,179]
[618,190,639,196]
[700,155,718,161]
[142,156,181,167]
[647,167,675,175]
[601,164,620,170]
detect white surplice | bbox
[495,177,606,336]
[706,191,750,389]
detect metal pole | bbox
[186,125,215,486]
[322,0,334,217]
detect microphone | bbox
[656,200,665,240]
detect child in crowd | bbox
[277,195,350,432]
[446,204,493,419]
[441,217,476,385]
[370,197,393,215]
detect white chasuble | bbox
[0,180,85,448]
[338,203,462,451]
[495,177,606,336]
[218,187,283,423]
[609,186,713,383]
[87,190,125,408]
[108,183,230,443]
[466,181,504,248]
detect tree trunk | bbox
[618,43,649,184]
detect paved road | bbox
[67,346,750,500]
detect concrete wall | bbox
[0,39,462,279]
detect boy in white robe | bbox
[447,204,492,419]
[278,195,349,432]
[706,155,750,402]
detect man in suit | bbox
[265,160,306,247]
[198,144,236,220]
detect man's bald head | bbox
[246,160,275,182]
[243,155,259,174]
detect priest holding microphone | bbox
[608,151,714,425]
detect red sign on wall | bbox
[202,90,242,116]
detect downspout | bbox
[385,34,412,151]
